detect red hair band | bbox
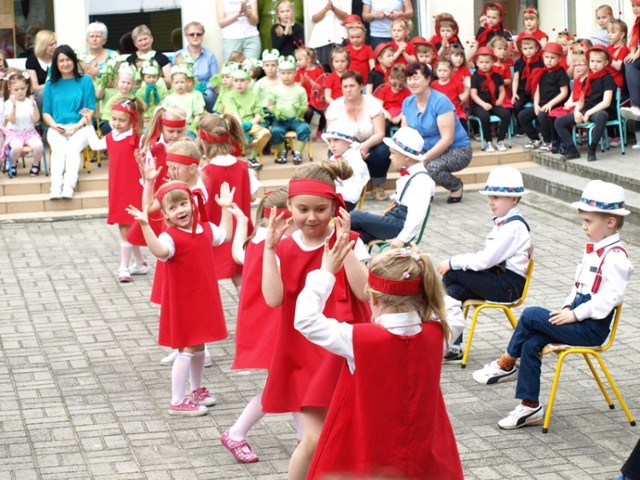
[263,207,292,219]
[198,129,230,144]
[166,152,199,166]
[155,182,208,235]
[368,270,422,296]
[112,102,140,132]
[161,117,187,128]
[288,179,346,214]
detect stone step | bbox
[521,165,640,224]
[0,190,108,215]
[0,207,108,223]
[0,170,108,196]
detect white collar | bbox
[592,232,621,251]
[111,128,133,141]
[208,154,237,166]
[493,206,522,225]
[374,311,422,329]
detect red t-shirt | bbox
[345,44,374,83]
[373,84,411,117]
[608,44,631,88]
[451,66,471,87]
[325,72,344,101]
[295,65,325,100]
[390,40,416,66]
[431,79,467,119]
[493,62,513,108]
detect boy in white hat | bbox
[322,121,370,211]
[350,127,435,246]
[472,179,633,430]
[437,166,532,361]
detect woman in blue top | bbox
[402,62,472,203]
[42,45,96,200]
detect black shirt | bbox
[367,69,385,92]
[475,27,513,44]
[271,23,305,57]
[25,54,48,85]
[514,57,545,95]
[126,50,170,69]
[471,71,504,105]
[538,68,570,106]
[582,73,617,116]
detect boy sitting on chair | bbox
[350,127,434,248]
[437,166,531,361]
[472,180,633,430]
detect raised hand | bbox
[215,181,236,208]
[265,206,291,249]
[321,232,354,274]
[126,204,150,225]
[334,207,351,237]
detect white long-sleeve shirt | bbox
[391,163,435,243]
[564,233,633,321]
[449,206,530,277]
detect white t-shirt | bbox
[308,0,351,48]
[221,0,260,39]
[3,99,36,130]
[363,0,405,38]
[325,95,383,142]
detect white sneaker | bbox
[472,360,518,385]
[118,266,131,283]
[496,141,507,152]
[633,143,640,150]
[498,403,544,430]
[621,106,640,121]
[523,139,540,150]
[160,350,178,366]
[61,185,74,199]
[485,142,496,152]
[538,142,550,152]
[129,263,148,275]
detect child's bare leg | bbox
[288,407,327,480]
[25,136,43,166]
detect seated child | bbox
[213,63,234,114]
[472,180,633,430]
[321,121,370,211]
[227,64,271,171]
[430,14,464,59]
[411,37,437,67]
[431,58,469,132]
[253,50,282,128]
[163,64,204,135]
[449,46,472,99]
[373,64,411,135]
[344,24,374,84]
[268,55,311,165]
[366,42,394,94]
[555,45,616,161]
[469,2,513,60]
[519,42,570,151]
[100,64,136,134]
[469,47,512,152]
[350,127,435,247]
[512,34,544,129]
[136,60,168,122]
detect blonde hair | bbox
[166,139,203,163]
[158,181,191,226]
[330,46,350,69]
[390,17,413,35]
[228,50,247,64]
[291,160,353,186]
[111,96,145,136]
[295,46,318,65]
[488,36,509,50]
[198,113,247,159]
[183,21,205,35]
[274,0,295,37]
[132,24,153,42]
[367,248,449,341]
[141,105,187,150]
[34,30,56,58]
[608,19,628,43]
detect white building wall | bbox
[54,0,89,51]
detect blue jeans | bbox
[350,204,407,243]
[444,266,525,303]
[507,294,614,402]
[271,118,311,145]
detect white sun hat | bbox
[479,166,528,197]
[570,180,630,216]
[382,127,426,161]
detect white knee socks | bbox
[171,352,193,405]
[120,241,132,269]
[190,350,205,391]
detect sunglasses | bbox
[188,32,203,37]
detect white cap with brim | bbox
[570,180,630,216]
[382,127,426,161]
[321,121,357,144]
[479,166,528,197]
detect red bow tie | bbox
[586,243,605,256]
[399,168,410,176]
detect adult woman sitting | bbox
[216,0,261,61]
[126,25,171,86]
[174,21,219,111]
[42,45,96,200]
[86,22,118,77]
[402,62,471,203]
[362,0,414,49]
[26,29,56,111]
[325,70,390,200]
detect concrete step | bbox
[0,170,108,196]
[0,190,108,215]
[521,165,640,224]
[0,208,108,223]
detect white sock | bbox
[292,412,303,441]
[229,393,264,441]
[190,350,205,391]
[131,245,145,265]
[171,352,192,405]
[120,241,132,269]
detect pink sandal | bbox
[220,430,259,463]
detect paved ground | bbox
[1,188,640,480]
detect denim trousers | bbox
[507,294,613,402]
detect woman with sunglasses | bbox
[174,21,220,112]
[217,0,261,62]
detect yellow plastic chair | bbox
[540,304,635,433]
[460,256,535,369]
[357,184,368,210]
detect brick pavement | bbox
[1,189,639,479]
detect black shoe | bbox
[248,158,263,170]
[275,152,287,164]
[447,183,463,204]
[563,146,581,160]
[443,350,464,363]
[587,150,597,162]
[292,152,303,165]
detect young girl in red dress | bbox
[390,18,417,65]
[220,188,302,464]
[431,58,469,132]
[127,105,187,248]
[126,180,236,416]
[199,113,258,293]
[84,97,147,283]
[262,161,371,480]
[323,46,350,106]
[294,46,327,140]
[296,242,464,480]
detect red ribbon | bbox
[288,179,347,215]
[263,207,292,219]
[476,23,503,47]
[529,64,561,96]
[477,69,498,104]
[112,102,140,139]
[198,129,229,144]
[155,182,209,236]
[166,152,199,166]
[581,69,608,100]
[368,270,422,296]
[523,51,543,93]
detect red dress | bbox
[431,79,468,120]
[373,84,411,117]
[325,72,343,101]
[106,132,142,225]
[202,158,254,280]
[261,231,371,413]
[231,231,281,370]
[295,66,325,110]
[345,44,374,83]
[158,222,228,348]
[308,322,464,480]
[127,141,169,245]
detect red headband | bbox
[263,207,292,219]
[161,117,187,128]
[166,152,199,166]
[112,102,140,132]
[288,179,346,214]
[368,270,422,295]
[198,129,230,144]
[156,182,208,235]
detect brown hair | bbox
[607,19,628,43]
[416,44,435,55]
[367,248,449,340]
[198,113,247,159]
[295,46,318,65]
[158,181,191,226]
[448,46,467,66]
[330,46,350,69]
[389,64,406,82]
[291,160,353,186]
[111,96,145,136]
[141,105,187,151]
[246,187,289,247]
[228,50,247,64]
[340,69,363,86]
[3,69,33,100]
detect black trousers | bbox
[471,105,511,141]
[518,107,557,143]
